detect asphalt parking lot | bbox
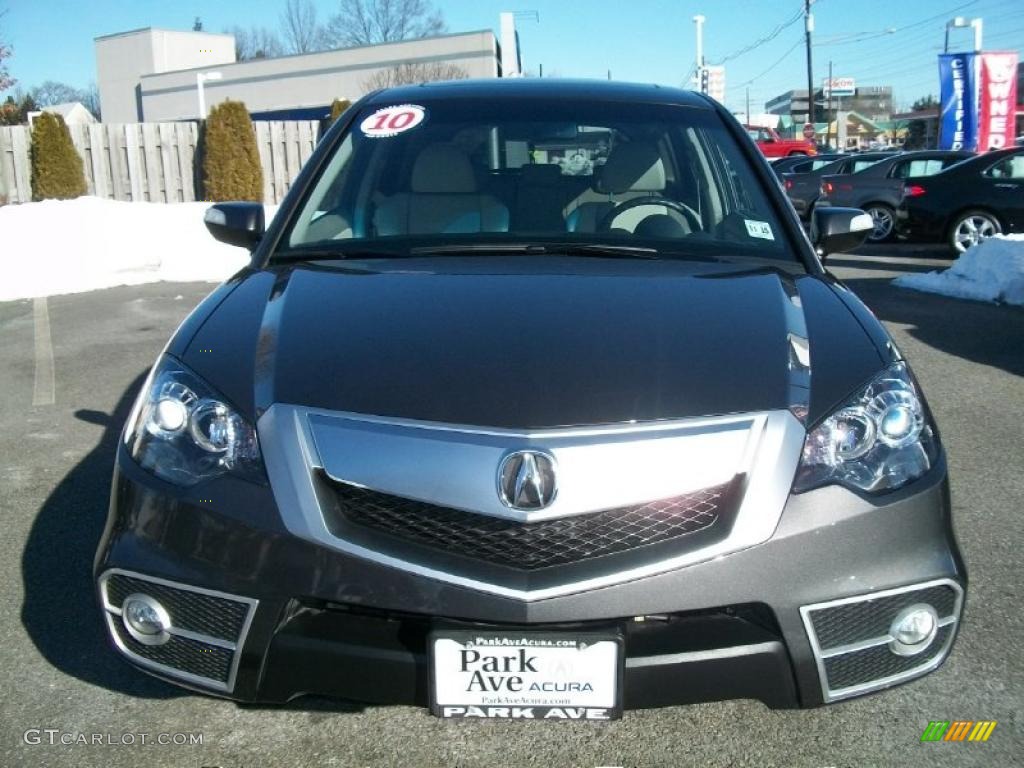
[1,246,1021,768]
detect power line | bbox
[710,5,805,66]
[727,36,806,89]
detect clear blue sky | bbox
[2,0,1022,112]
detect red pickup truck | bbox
[744,125,817,158]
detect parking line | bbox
[32,297,55,406]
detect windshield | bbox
[281,98,793,261]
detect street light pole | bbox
[804,0,815,124]
[196,71,223,120]
[945,17,984,53]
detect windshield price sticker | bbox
[745,219,775,240]
[360,105,427,137]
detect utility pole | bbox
[693,14,706,89]
[826,60,833,149]
[804,0,815,124]
[746,87,751,124]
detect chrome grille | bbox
[330,479,735,570]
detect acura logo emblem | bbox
[498,451,557,511]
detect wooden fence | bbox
[0,120,321,205]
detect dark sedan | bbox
[896,147,1024,253]
[816,150,974,242]
[783,152,895,219]
[770,153,845,180]
[94,79,964,720]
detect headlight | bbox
[124,356,264,486]
[793,362,939,493]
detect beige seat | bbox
[374,145,509,236]
[565,141,669,233]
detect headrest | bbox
[598,141,666,193]
[411,145,477,193]
[520,163,562,186]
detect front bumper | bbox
[95,442,965,711]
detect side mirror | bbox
[811,207,873,258]
[204,202,265,250]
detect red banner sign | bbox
[977,52,1019,151]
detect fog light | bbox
[122,593,172,646]
[888,604,938,656]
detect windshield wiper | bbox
[271,246,407,262]
[409,243,661,259]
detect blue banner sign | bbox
[938,53,978,150]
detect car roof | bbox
[937,145,1023,174]
[364,78,715,109]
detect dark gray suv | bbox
[94,79,965,720]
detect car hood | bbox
[178,257,888,430]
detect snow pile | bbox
[0,197,278,302]
[894,234,1024,306]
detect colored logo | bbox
[921,720,997,742]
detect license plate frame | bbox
[429,629,624,721]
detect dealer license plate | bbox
[429,630,623,720]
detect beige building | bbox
[96,28,236,123]
[95,28,503,123]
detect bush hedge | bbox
[30,112,87,200]
[202,100,263,202]
[329,98,352,124]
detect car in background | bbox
[816,150,974,242]
[744,125,817,158]
[783,152,896,220]
[896,146,1024,253]
[769,154,845,180]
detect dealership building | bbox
[95,26,515,123]
[765,84,893,129]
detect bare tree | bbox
[327,0,445,48]
[227,26,284,61]
[29,80,87,107]
[362,61,466,91]
[0,9,15,93]
[81,82,101,119]
[281,0,327,54]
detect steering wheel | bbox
[597,196,702,234]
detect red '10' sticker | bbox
[360,104,427,137]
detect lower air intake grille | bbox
[110,621,234,683]
[801,579,963,702]
[823,627,954,690]
[99,570,257,692]
[104,573,249,642]
[330,479,735,570]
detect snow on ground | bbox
[0,197,278,302]
[893,235,1024,307]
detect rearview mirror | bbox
[204,202,265,250]
[811,207,873,258]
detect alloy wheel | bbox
[866,206,894,242]
[952,213,999,254]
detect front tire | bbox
[949,210,1001,254]
[865,204,896,243]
